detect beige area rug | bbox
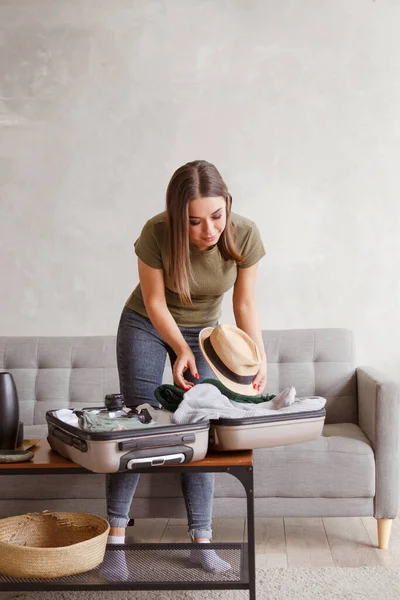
[3,567,400,600]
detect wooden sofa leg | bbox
[377,518,393,549]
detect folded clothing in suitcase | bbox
[168,383,326,451]
[46,409,210,473]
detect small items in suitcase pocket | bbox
[58,393,157,433]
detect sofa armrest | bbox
[357,367,400,519]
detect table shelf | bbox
[0,542,248,591]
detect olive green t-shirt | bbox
[125,212,266,327]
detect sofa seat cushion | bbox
[249,423,375,499]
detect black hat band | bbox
[204,336,255,385]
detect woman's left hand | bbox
[252,357,267,393]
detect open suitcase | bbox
[46,409,210,473]
[209,408,326,451]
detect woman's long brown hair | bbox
[166,160,243,304]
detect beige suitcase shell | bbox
[46,410,210,473]
[209,409,326,451]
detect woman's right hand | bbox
[173,347,199,390]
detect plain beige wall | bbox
[0,0,399,380]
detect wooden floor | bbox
[126,516,400,569]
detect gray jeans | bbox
[106,307,216,540]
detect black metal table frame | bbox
[0,460,256,600]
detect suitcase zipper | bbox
[211,408,326,427]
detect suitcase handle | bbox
[51,426,73,446]
[50,426,88,452]
[119,445,193,471]
[118,433,195,452]
[127,453,185,468]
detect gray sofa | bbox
[0,329,399,549]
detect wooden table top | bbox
[0,439,253,471]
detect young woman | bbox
[107,160,266,573]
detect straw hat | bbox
[199,324,262,396]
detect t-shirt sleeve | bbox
[134,220,164,269]
[238,222,266,268]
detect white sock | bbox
[101,534,128,581]
[190,541,231,573]
[107,535,125,545]
[271,386,296,409]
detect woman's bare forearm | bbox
[233,301,266,359]
[145,301,190,355]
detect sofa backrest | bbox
[262,328,357,424]
[0,336,119,426]
[0,328,357,426]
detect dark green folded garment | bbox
[154,380,275,412]
[154,384,185,412]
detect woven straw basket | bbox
[0,511,110,579]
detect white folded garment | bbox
[54,408,80,428]
[172,384,326,425]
